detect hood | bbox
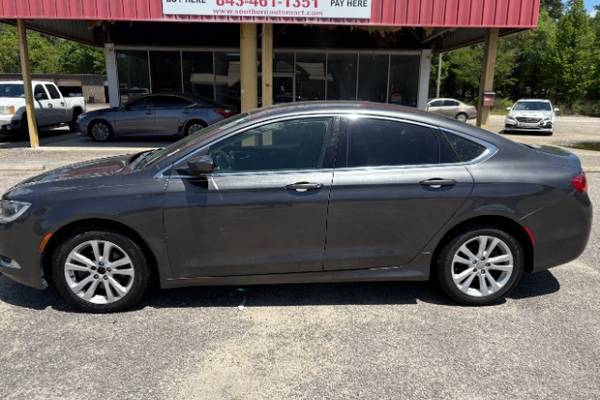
[0,97,25,106]
[8,154,132,192]
[81,107,118,117]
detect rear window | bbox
[442,131,487,162]
[0,84,24,98]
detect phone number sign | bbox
[163,0,371,19]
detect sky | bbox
[584,0,599,13]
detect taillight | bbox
[571,172,587,193]
[215,108,235,118]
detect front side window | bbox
[343,118,452,167]
[34,85,48,100]
[126,97,149,111]
[148,96,193,108]
[208,117,334,173]
[45,84,62,99]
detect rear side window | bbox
[442,131,487,162]
[444,100,459,107]
[149,96,193,108]
[343,118,454,167]
[45,84,62,99]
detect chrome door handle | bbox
[420,178,456,189]
[285,182,323,192]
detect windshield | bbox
[513,101,551,111]
[0,84,25,98]
[140,112,250,167]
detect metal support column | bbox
[240,23,258,112]
[16,19,40,149]
[261,24,273,108]
[476,28,499,128]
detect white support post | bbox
[418,49,432,110]
[104,43,120,107]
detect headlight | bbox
[0,200,31,223]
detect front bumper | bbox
[0,117,21,133]
[0,217,48,290]
[505,119,553,132]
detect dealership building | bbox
[1,0,540,145]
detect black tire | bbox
[69,108,82,132]
[88,120,114,142]
[20,114,29,137]
[52,230,150,313]
[437,227,524,306]
[456,113,468,123]
[184,119,207,136]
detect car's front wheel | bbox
[437,228,524,305]
[89,120,114,142]
[52,230,150,312]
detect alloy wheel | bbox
[64,240,135,304]
[91,122,110,141]
[187,123,204,135]
[451,235,514,297]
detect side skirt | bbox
[161,263,430,289]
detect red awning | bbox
[0,0,539,28]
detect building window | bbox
[357,54,389,103]
[295,53,326,101]
[273,52,294,104]
[214,52,241,110]
[388,55,420,107]
[150,51,182,93]
[326,53,358,101]
[182,51,214,100]
[116,50,150,104]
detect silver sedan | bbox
[77,93,236,141]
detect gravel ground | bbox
[1,117,600,400]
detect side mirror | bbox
[186,155,214,176]
[554,108,560,113]
[34,93,45,101]
[505,107,511,112]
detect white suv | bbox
[504,99,558,136]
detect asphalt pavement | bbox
[1,118,600,399]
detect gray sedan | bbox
[77,93,235,141]
[0,102,592,312]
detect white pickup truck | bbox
[0,80,86,135]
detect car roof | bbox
[516,99,551,103]
[0,80,55,85]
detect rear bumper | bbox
[521,192,592,272]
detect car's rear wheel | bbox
[52,230,150,313]
[437,228,524,305]
[456,113,468,123]
[89,120,113,142]
[184,120,207,136]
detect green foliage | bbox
[548,0,597,106]
[0,24,105,75]
[433,0,600,115]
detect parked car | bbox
[504,99,558,135]
[77,93,236,141]
[0,80,86,135]
[427,98,477,122]
[0,102,591,312]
